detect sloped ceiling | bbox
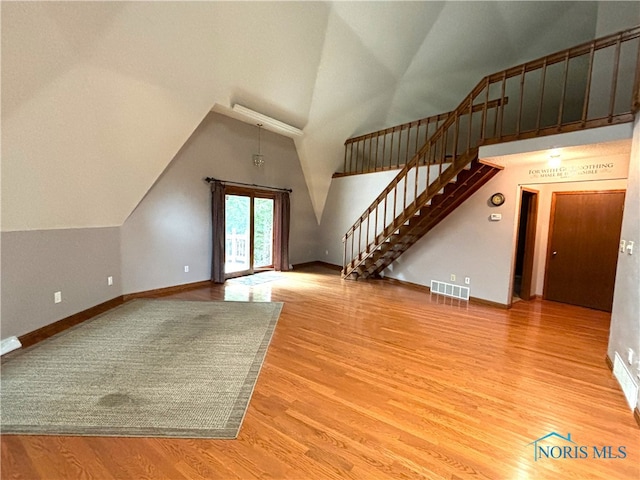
[1,1,607,230]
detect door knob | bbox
[552,251,557,256]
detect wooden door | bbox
[544,190,625,312]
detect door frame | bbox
[514,187,539,301]
[224,186,276,279]
[542,189,625,304]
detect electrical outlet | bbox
[620,239,626,253]
[107,276,113,286]
[464,277,470,285]
[450,274,456,282]
[54,291,62,304]
[184,265,189,273]
[628,348,634,365]
[626,241,634,255]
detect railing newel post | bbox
[404,125,411,167]
[535,59,547,133]
[343,141,347,174]
[608,33,623,122]
[498,71,507,139]
[466,95,473,153]
[516,64,526,136]
[633,31,640,113]
[581,42,596,125]
[556,51,570,130]
[481,77,490,140]
[342,237,347,275]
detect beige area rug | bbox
[0,299,282,438]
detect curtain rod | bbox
[205,177,292,193]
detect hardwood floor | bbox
[2,265,639,479]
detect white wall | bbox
[319,170,398,266]
[383,167,516,305]
[608,116,640,408]
[319,126,632,306]
[121,112,319,295]
[319,164,447,265]
[389,140,630,305]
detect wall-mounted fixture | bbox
[548,147,562,168]
[253,124,265,167]
[490,192,505,206]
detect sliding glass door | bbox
[225,195,251,275]
[253,197,274,269]
[224,189,274,277]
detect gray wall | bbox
[1,227,121,338]
[596,1,640,36]
[0,112,320,339]
[121,112,320,295]
[608,116,640,406]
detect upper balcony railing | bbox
[341,99,508,176]
[341,112,449,176]
[342,25,640,274]
[341,26,640,178]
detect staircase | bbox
[342,25,640,280]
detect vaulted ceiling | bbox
[2,1,622,230]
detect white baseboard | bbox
[1,336,22,356]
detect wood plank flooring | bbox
[2,265,639,479]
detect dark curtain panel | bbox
[211,181,226,283]
[274,191,291,271]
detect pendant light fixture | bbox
[253,123,265,167]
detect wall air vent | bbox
[613,352,638,410]
[430,280,470,301]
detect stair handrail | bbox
[342,25,640,277]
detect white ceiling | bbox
[2,1,637,230]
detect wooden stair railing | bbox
[342,25,640,280]
[340,98,509,176]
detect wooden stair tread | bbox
[343,156,499,279]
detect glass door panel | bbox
[253,198,274,268]
[225,194,251,274]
